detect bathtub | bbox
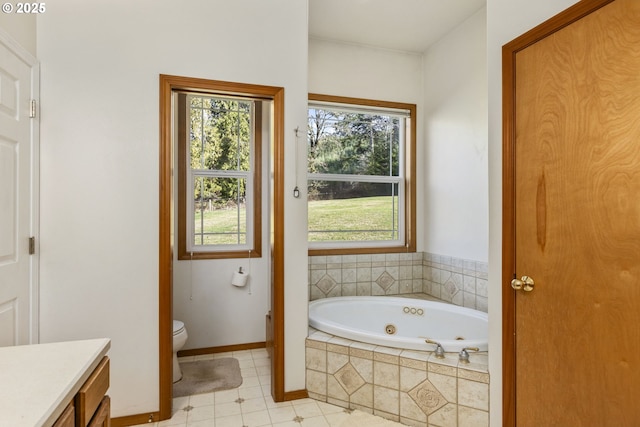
[308,296,488,352]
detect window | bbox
[307,94,416,255]
[177,90,264,260]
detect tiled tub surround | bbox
[306,329,489,427]
[308,253,488,312]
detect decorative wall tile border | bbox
[308,252,488,312]
[422,253,488,312]
[306,329,489,427]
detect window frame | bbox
[307,93,417,256]
[177,90,263,260]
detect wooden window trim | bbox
[177,93,263,260]
[307,93,417,256]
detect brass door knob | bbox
[511,275,534,292]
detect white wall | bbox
[308,38,425,250]
[423,8,488,262]
[0,12,36,56]
[308,38,424,103]
[486,1,580,425]
[37,0,309,417]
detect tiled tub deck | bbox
[306,328,489,427]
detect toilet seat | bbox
[173,320,185,336]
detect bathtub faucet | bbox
[425,339,445,359]
[458,347,479,363]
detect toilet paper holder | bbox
[232,267,249,288]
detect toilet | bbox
[172,320,188,383]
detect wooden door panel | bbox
[506,0,640,425]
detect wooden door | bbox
[0,33,38,347]
[503,0,640,425]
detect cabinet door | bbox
[52,403,74,427]
[76,357,109,427]
[87,396,110,427]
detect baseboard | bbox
[283,389,309,401]
[178,341,266,357]
[111,411,160,426]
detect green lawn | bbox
[194,206,247,245]
[194,196,398,242]
[307,196,398,241]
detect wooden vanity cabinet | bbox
[52,403,75,427]
[0,339,111,427]
[75,356,110,427]
[52,356,110,427]
[87,396,110,427]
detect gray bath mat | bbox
[173,357,242,397]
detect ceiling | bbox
[308,0,486,54]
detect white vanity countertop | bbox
[0,338,111,427]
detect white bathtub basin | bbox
[308,296,488,352]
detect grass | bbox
[193,196,398,242]
[194,206,247,245]
[307,196,398,241]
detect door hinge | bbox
[29,237,35,255]
[29,99,36,118]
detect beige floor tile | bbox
[213,414,243,427]
[173,396,190,411]
[242,409,273,427]
[242,367,259,378]
[239,358,256,369]
[316,401,345,415]
[214,401,242,418]
[214,388,240,404]
[257,365,271,376]
[186,405,215,423]
[188,392,214,407]
[323,411,351,425]
[159,408,188,426]
[242,396,268,413]
[265,396,294,409]
[254,357,272,367]
[268,406,298,423]
[261,384,272,397]
[239,384,264,399]
[271,421,300,427]
[185,419,215,427]
[301,415,330,427]
[293,400,323,418]
[258,374,272,385]
[233,351,255,360]
[240,376,261,389]
[157,417,186,427]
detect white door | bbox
[0,31,39,346]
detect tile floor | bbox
[132,348,405,427]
